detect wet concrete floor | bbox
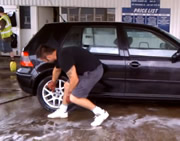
[1,58,180,140]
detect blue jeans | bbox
[0,39,12,53]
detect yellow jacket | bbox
[0,14,12,39]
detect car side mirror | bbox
[172,49,180,63]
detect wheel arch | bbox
[32,69,53,95]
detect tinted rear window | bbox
[24,23,70,55]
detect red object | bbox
[20,51,34,67]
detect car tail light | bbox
[20,51,34,67]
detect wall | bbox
[161,0,180,39]
[20,6,38,52]
[20,29,31,50]
[20,6,54,50]
[38,7,54,30]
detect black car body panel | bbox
[16,22,180,100]
[16,71,33,93]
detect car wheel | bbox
[37,76,67,112]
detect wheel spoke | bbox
[47,98,53,102]
[53,99,56,106]
[59,80,62,89]
[58,98,61,106]
[44,93,52,98]
[60,87,64,93]
[59,80,64,88]
[44,87,51,93]
[59,95,63,101]
[58,80,65,95]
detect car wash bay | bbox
[1,57,180,141]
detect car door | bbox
[81,26,126,96]
[123,27,180,97]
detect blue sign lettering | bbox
[133,8,159,14]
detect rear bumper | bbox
[16,68,33,94]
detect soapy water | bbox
[1,97,180,141]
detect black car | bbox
[16,22,180,112]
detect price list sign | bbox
[122,0,170,32]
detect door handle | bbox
[129,61,140,68]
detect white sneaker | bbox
[91,110,109,127]
[47,109,68,119]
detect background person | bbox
[36,45,109,127]
[0,6,15,61]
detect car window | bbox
[125,28,177,57]
[82,27,119,55]
[62,27,82,48]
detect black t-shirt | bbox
[56,47,101,75]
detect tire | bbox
[37,76,67,112]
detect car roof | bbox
[43,21,164,34]
[45,21,156,29]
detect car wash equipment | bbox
[10,61,17,72]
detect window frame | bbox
[61,26,84,49]
[61,7,115,22]
[82,26,120,56]
[61,25,120,56]
[123,26,179,58]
